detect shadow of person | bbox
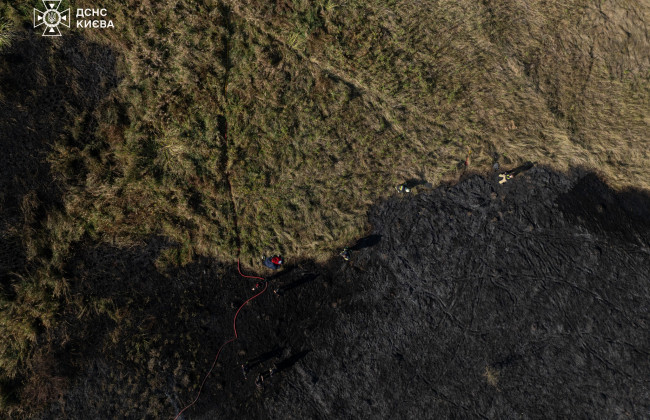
[275,349,311,374]
[267,265,296,282]
[274,273,319,296]
[0,31,119,291]
[244,346,284,369]
[350,234,382,251]
[504,161,535,178]
[403,178,432,189]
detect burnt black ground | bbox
[40,167,650,419]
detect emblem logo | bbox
[33,0,70,37]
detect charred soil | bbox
[37,167,650,419]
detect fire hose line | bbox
[174,259,268,420]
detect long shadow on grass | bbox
[0,31,118,286]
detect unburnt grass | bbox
[0,0,649,415]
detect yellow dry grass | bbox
[0,0,648,411]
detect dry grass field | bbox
[0,0,648,415]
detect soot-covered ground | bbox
[41,167,650,419]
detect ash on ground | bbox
[43,167,650,419]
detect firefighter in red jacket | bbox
[262,255,283,270]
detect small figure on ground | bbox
[255,373,265,390]
[396,184,411,193]
[498,161,535,185]
[340,247,351,261]
[241,363,250,379]
[268,364,278,377]
[262,255,283,270]
[498,173,513,184]
[251,280,267,291]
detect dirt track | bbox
[41,167,650,419]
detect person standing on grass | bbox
[262,255,283,270]
[340,247,351,261]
